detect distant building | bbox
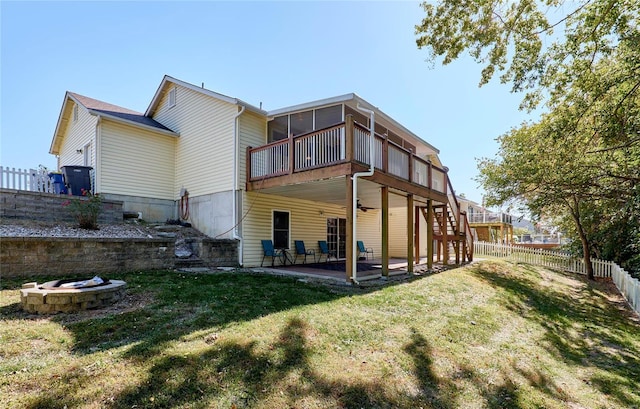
[457,196,514,243]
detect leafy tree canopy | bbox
[416,0,639,111]
[416,0,640,276]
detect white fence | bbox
[474,241,640,315]
[0,166,55,193]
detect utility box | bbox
[61,166,93,196]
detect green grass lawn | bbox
[1,260,639,408]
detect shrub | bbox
[62,189,102,229]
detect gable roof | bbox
[145,75,266,117]
[50,92,178,155]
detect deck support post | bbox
[407,194,414,274]
[345,115,354,162]
[462,235,467,263]
[381,186,389,277]
[414,205,421,265]
[427,201,433,269]
[442,209,449,265]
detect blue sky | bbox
[1,1,537,205]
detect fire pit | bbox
[20,277,126,314]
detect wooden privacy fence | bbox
[474,241,640,315]
[0,166,54,193]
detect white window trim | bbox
[73,104,78,122]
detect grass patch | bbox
[1,261,639,408]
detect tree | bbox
[415,0,639,110]
[415,0,640,279]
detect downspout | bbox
[94,115,101,194]
[232,105,246,266]
[351,103,375,284]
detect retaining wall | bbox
[199,238,238,266]
[0,188,123,224]
[1,237,175,278]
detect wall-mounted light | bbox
[76,149,83,154]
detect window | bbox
[272,210,290,249]
[289,110,313,136]
[168,87,177,108]
[73,104,78,122]
[267,115,288,143]
[315,105,342,130]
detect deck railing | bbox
[0,166,55,193]
[354,125,371,165]
[250,139,290,179]
[473,241,640,315]
[247,119,450,196]
[294,125,345,171]
[468,211,513,224]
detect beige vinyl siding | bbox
[153,84,237,198]
[388,206,430,258]
[355,209,381,259]
[238,111,267,187]
[57,102,97,169]
[99,120,175,199]
[241,191,383,267]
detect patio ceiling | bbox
[253,177,438,210]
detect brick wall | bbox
[0,188,122,224]
[1,237,175,278]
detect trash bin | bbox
[61,165,93,196]
[47,172,68,195]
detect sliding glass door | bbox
[327,218,346,259]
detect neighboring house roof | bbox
[267,93,440,155]
[50,92,178,155]
[145,75,267,117]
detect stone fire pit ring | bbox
[20,279,127,314]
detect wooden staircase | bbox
[419,176,473,265]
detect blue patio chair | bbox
[294,240,316,264]
[318,240,336,262]
[357,241,374,260]
[261,240,283,267]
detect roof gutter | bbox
[351,103,375,285]
[232,105,246,266]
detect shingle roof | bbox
[69,92,174,132]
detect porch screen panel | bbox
[290,111,313,136]
[273,211,290,249]
[315,105,342,129]
[431,167,446,193]
[345,106,369,127]
[413,159,427,187]
[388,145,409,179]
[268,116,288,143]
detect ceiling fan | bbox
[357,199,374,212]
